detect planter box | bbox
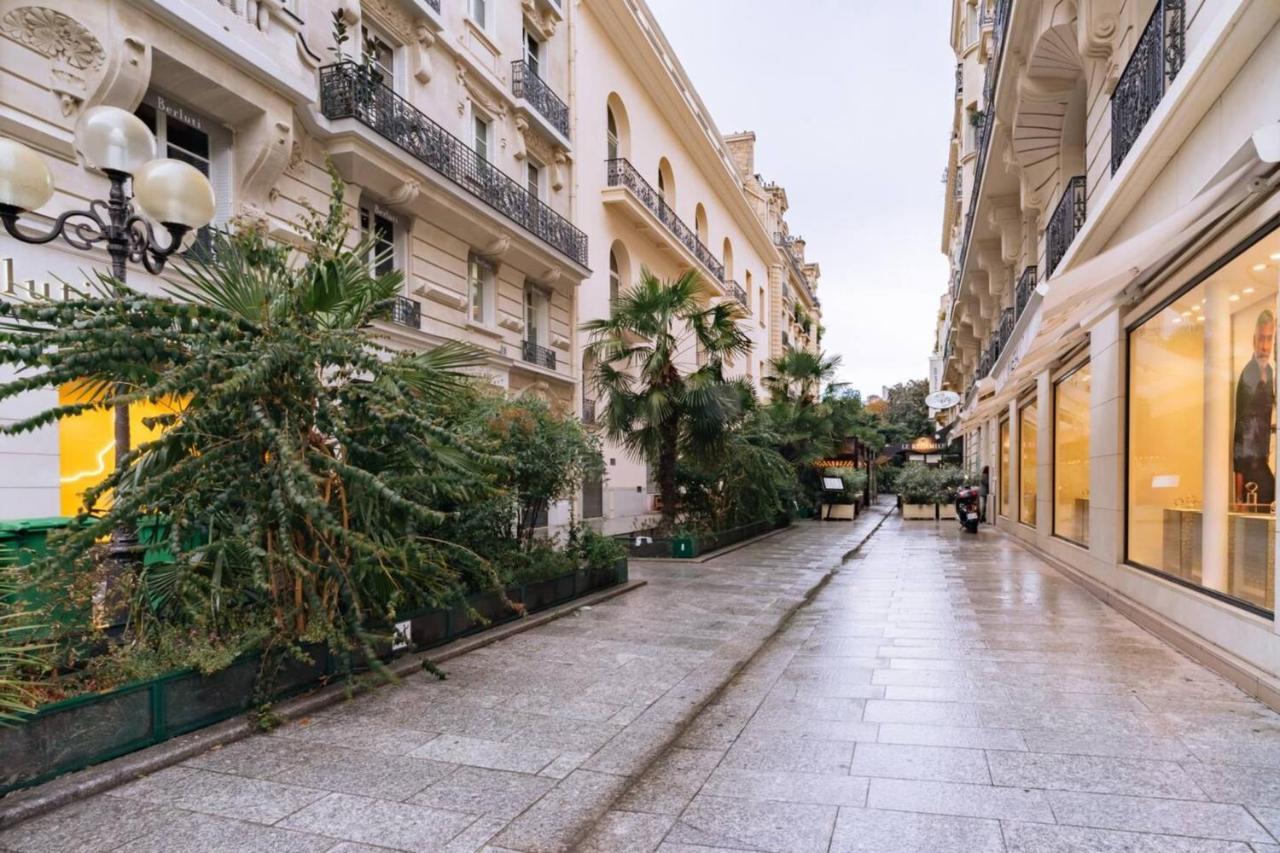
[901,503,939,520]
[617,517,790,560]
[0,559,626,796]
[822,503,856,520]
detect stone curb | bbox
[0,579,647,829]
[562,502,894,851]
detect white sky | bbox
[646,0,955,399]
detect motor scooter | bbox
[954,485,981,534]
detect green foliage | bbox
[679,409,797,530]
[567,525,626,569]
[878,379,933,446]
[0,564,49,725]
[0,164,498,689]
[827,468,868,505]
[895,464,967,504]
[447,393,602,546]
[584,268,752,533]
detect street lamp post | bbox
[0,106,215,564]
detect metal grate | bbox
[319,62,587,266]
[522,339,557,370]
[511,61,570,138]
[1110,0,1185,173]
[391,295,421,329]
[606,158,725,282]
[1046,176,1087,278]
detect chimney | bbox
[723,131,756,179]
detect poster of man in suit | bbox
[1233,308,1276,506]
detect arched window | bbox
[606,94,631,161]
[695,204,708,246]
[722,237,734,280]
[657,158,675,208]
[609,250,620,311]
[607,107,619,162]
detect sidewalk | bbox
[0,505,889,853]
[577,516,1280,852]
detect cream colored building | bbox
[0,0,820,534]
[932,0,1280,707]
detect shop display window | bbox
[999,417,1010,517]
[1127,225,1279,613]
[1054,367,1091,546]
[1019,400,1038,526]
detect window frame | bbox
[471,108,492,163]
[135,92,232,246]
[470,0,489,31]
[524,29,541,77]
[1018,396,1038,528]
[468,253,495,326]
[998,416,1010,518]
[361,19,398,91]
[1122,211,1280,619]
[526,158,544,201]
[523,282,550,347]
[359,203,402,279]
[1051,358,1091,547]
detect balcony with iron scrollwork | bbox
[391,295,421,329]
[511,60,570,140]
[1111,0,1185,174]
[1045,176,1086,278]
[522,339,557,370]
[318,62,588,267]
[603,158,725,286]
[726,280,749,310]
[1015,265,1037,319]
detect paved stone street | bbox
[6,510,1280,852]
[581,517,1280,853]
[0,507,887,853]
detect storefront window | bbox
[1019,401,1038,526]
[999,418,1010,517]
[1127,226,1279,613]
[1054,367,1091,545]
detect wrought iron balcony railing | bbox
[1015,265,1037,318]
[1111,0,1184,173]
[511,60,570,138]
[772,232,818,306]
[606,158,725,282]
[1046,176,1086,278]
[582,398,596,425]
[319,62,587,266]
[423,0,440,11]
[522,339,557,370]
[392,295,421,329]
[998,306,1014,349]
[955,63,963,98]
[726,279,748,308]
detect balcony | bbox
[772,233,818,307]
[319,62,588,267]
[1015,265,1037,318]
[726,280,749,309]
[391,295,421,329]
[604,158,725,283]
[522,339,557,370]
[1111,0,1185,173]
[511,60,570,139]
[1046,176,1086,278]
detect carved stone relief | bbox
[1,5,104,115]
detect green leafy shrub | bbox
[0,165,499,693]
[896,464,940,504]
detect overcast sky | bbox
[646,0,954,399]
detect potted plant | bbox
[897,465,941,520]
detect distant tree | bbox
[878,379,933,445]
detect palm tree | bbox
[583,269,751,532]
[765,347,842,406]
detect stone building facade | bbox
[931,0,1280,707]
[0,0,822,534]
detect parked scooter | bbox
[954,485,981,534]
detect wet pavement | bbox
[0,506,888,853]
[6,508,1280,852]
[581,516,1280,853]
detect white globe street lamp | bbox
[0,105,215,564]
